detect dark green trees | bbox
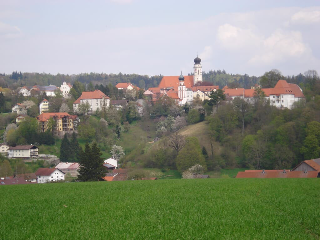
[78,142,106,182]
[59,133,81,162]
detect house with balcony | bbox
[8,145,38,158]
[37,112,79,135]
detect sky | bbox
[1,0,320,77]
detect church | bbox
[146,56,219,105]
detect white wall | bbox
[37,169,65,183]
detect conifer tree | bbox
[60,134,70,162]
[78,142,106,181]
[69,132,80,162]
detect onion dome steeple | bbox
[194,55,201,64]
[179,71,184,81]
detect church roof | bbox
[158,75,194,91]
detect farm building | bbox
[292,159,320,173]
[35,168,65,183]
[236,169,319,178]
[55,162,79,177]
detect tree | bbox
[69,132,81,162]
[0,160,13,177]
[70,81,85,100]
[300,134,320,160]
[260,69,283,88]
[60,134,70,162]
[110,145,125,160]
[78,142,106,181]
[176,137,207,172]
[187,109,200,124]
[168,132,185,153]
[208,89,226,111]
[59,103,70,113]
[233,97,250,135]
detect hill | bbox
[179,121,220,157]
[0,179,319,239]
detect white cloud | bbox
[0,21,21,39]
[291,10,320,24]
[249,29,308,65]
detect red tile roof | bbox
[0,177,36,185]
[191,86,219,92]
[158,75,194,92]
[166,90,179,99]
[292,159,320,172]
[37,112,71,122]
[35,168,63,176]
[103,176,114,181]
[74,90,109,104]
[116,83,133,89]
[9,145,38,150]
[224,80,304,98]
[236,170,318,178]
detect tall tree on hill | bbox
[208,89,226,111]
[70,81,85,100]
[78,142,106,181]
[60,134,70,162]
[260,69,284,88]
[69,132,81,162]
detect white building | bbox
[39,99,49,114]
[223,80,305,110]
[0,143,9,155]
[103,158,118,169]
[60,82,72,98]
[8,145,38,158]
[18,87,31,97]
[55,162,79,177]
[12,103,27,115]
[73,90,110,114]
[35,168,65,183]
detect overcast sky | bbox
[1,0,320,77]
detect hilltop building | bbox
[147,56,219,105]
[73,90,110,114]
[60,82,72,98]
[223,80,304,109]
[37,112,79,134]
[39,99,49,114]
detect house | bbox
[32,85,59,97]
[60,82,72,98]
[37,112,79,134]
[39,99,49,114]
[103,158,118,170]
[292,159,320,173]
[110,100,128,110]
[236,169,319,178]
[73,90,110,114]
[0,143,9,155]
[16,114,27,123]
[18,86,31,97]
[55,162,79,177]
[8,145,38,159]
[223,80,305,109]
[12,101,36,115]
[147,56,219,105]
[12,103,27,115]
[115,83,135,91]
[35,168,65,183]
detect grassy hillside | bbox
[179,121,220,156]
[1,179,319,239]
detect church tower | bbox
[193,55,202,85]
[178,71,185,100]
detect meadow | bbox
[0,179,319,239]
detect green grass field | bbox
[0,179,319,239]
